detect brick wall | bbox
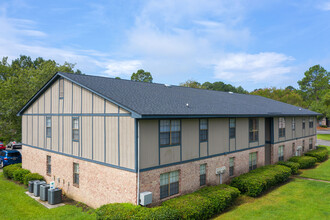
[22,145,137,208]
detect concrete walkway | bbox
[317,139,330,146]
[292,176,330,184]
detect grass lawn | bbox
[214,178,330,220]
[0,172,95,220]
[317,134,330,141]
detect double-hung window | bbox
[229,157,235,176]
[309,117,313,128]
[249,152,257,171]
[73,163,79,186]
[46,156,51,175]
[278,145,284,161]
[249,118,258,142]
[292,143,295,156]
[59,78,64,99]
[229,118,236,139]
[292,117,295,130]
[46,117,52,138]
[279,117,285,138]
[200,164,206,186]
[160,171,179,199]
[302,140,305,152]
[309,138,313,149]
[199,119,208,142]
[302,119,305,130]
[72,118,79,141]
[160,120,180,146]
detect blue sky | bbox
[1,0,330,91]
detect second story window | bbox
[279,117,285,138]
[72,118,79,141]
[46,117,52,138]
[199,119,208,142]
[309,117,313,128]
[249,118,258,142]
[292,117,295,130]
[160,120,180,146]
[302,119,305,130]
[59,78,64,99]
[229,118,236,139]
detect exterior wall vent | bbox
[140,191,152,206]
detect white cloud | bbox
[317,1,330,10]
[103,60,142,77]
[214,52,294,83]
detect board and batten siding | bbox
[21,78,135,170]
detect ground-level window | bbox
[229,118,236,139]
[278,145,284,161]
[292,143,295,156]
[229,157,235,176]
[46,117,52,138]
[46,156,51,175]
[72,117,79,141]
[249,118,259,142]
[279,117,285,138]
[302,140,305,152]
[160,120,181,146]
[160,170,179,199]
[309,138,313,149]
[249,152,257,171]
[292,117,295,130]
[73,163,79,187]
[302,119,305,130]
[199,119,208,142]
[309,117,314,128]
[200,164,206,186]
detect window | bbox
[46,117,52,138]
[292,117,295,130]
[302,119,305,130]
[200,164,206,186]
[278,117,285,138]
[199,119,208,142]
[59,78,64,99]
[309,138,313,149]
[229,118,236,139]
[72,118,79,141]
[249,152,257,171]
[160,171,179,199]
[229,157,235,176]
[309,117,314,128]
[160,120,181,146]
[292,143,295,156]
[249,118,259,142]
[73,163,79,186]
[302,140,305,152]
[46,156,51,175]
[278,145,284,161]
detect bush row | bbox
[289,156,317,169]
[3,163,21,179]
[2,163,44,186]
[304,146,328,162]
[230,165,291,197]
[276,161,300,174]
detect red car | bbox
[0,141,5,150]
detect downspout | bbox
[136,120,140,205]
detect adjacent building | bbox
[17,72,319,208]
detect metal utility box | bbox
[40,184,50,201]
[48,188,62,205]
[28,180,36,193]
[140,191,152,206]
[33,181,46,197]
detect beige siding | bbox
[82,88,93,113]
[181,119,199,161]
[38,94,45,114]
[39,116,45,148]
[73,141,79,156]
[63,116,71,154]
[63,80,73,113]
[119,108,129,113]
[58,116,63,152]
[93,95,104,114]
[32,101,38,115]
[22,116,27,144]
[258,117,265,145]
[119,117,135,169]
[295,117,303,138]
[105,117,119,165]
[236,118,248,150]
[286,117,293,139]
[72,84,81,114]
[139,120,158,169]
[209,118,229,154]
[44,89,51,114]
[52,116,59,151]
[160,146,180,165]
[200,142,208,157]
[93,116,105,162]
[52,81,59,114]
[229,138,235,151]
[105,101,118,113]
[27,115,32,146]
[82,117,93,159]
[32,116,38,146]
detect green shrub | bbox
[133,206,179,220]
[277,161,300,174]
[13,168,31,183]
[289,156,317,169]
[23,173,44,186]
[230,165,291,197]
[162,184,240,220]
[304,147,328,162]
[3,163,22,179]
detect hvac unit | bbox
[33,181,46,197]
[40,184,50,201]
[140,191,152,206]
[48,188,62,205]
[28,180,37,193]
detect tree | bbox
[180,80,202,88]
[131,69,153,83]
[0,55,81,143]
[201,81,248,94]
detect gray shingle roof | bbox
[55,72,319,118]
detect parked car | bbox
[6,141,22,151]
[0,150,22,168]
[0,141,5,151]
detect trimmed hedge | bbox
[277,161,300,174]
[13,168,31,183]
[3,163,22,179]
[95,203,179,220]
[230,165,291,197]
[23,173,44,186]
[289,156,317,169]
[162,185,240,220]
[304,146,328,162]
